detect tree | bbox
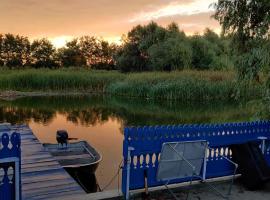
[0,34,4,66]
[3,34,19,67]
[213,0,270,79]
[190,36,217,70]
[91,40,117,70]
[116,22,233,72]
[203,28,233,70]
[116,22,184,72]
[204,28,220,44]
[79,36,99,66]
[2,34,30,68]
[213,0,270,48]
[17,35,31,67]
[166,22,186,39]
[116,43,146,72]
[130,22,167,57]
[31,38,58,68]
[148,36,192,71]
[57,39,86,67]
[79,36,116,69]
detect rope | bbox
[100,159,123,192]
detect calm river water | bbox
[0,95,257,191]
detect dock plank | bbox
[8,125,84,200]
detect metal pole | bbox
[202,144,208,181]
[126,146,134,200]
[15,159,20,200]
[258,136,267,154]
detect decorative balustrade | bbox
[122,121,270,195]
[0,130,21,200]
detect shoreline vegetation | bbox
[0,68,265,102]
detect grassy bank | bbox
[0,68,265,102]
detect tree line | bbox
[0,22,234,72]
[1,0,270,79]
[117,22,233,72]
[0,34,117,69]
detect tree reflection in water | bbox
[0,95,257,191]
[0,95,255,127]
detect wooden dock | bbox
[10,125,84,200]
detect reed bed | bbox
[0,68,264,102]
[0,68,124,92]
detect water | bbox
[0,95,256,191]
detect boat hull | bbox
[43,141,102,173]
[65,162,99,174]
[66,168,100,193]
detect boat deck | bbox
[12,125,85,200]
[43,141,100,168]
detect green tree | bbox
[148,36,192,71]
[166,22,186,39]
[91,40,117,70]
[18,35,31,67]
[57,39,86,67]
[116,43,146,72]
[2,34,30,68]
[79,36,99,66]
[3,34,19,67]
[0,34,4,66]
[119,22,167,71]
[79,36,116,70]
[116,22,186,72]
[213,0,270,79]
[190,36,217,70]
[31,38,58,68]
[203,28,232,70]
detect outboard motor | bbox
[56,130,69,146]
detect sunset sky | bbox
[1,0,219,47]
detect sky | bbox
[0,0,219,47]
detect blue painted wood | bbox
[122,121,270,195]
[0,131,21,200]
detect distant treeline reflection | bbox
[0,96,255,126]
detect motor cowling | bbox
[56,130,69,146]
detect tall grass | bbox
[0,68,124,92]
[0,68,265,102]
[107,71,264,101]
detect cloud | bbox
[0,0,220,41]
[148,11,220,34]
[129,0,216,22]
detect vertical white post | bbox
[15,159,20,200]
[258,136,267,155]
[126,147,134,200]
[202,143,208,181]
[262,139,266,154]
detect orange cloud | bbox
[0,0,220,44]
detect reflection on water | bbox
[0,95,257,190]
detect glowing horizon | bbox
[0,0,220,48]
